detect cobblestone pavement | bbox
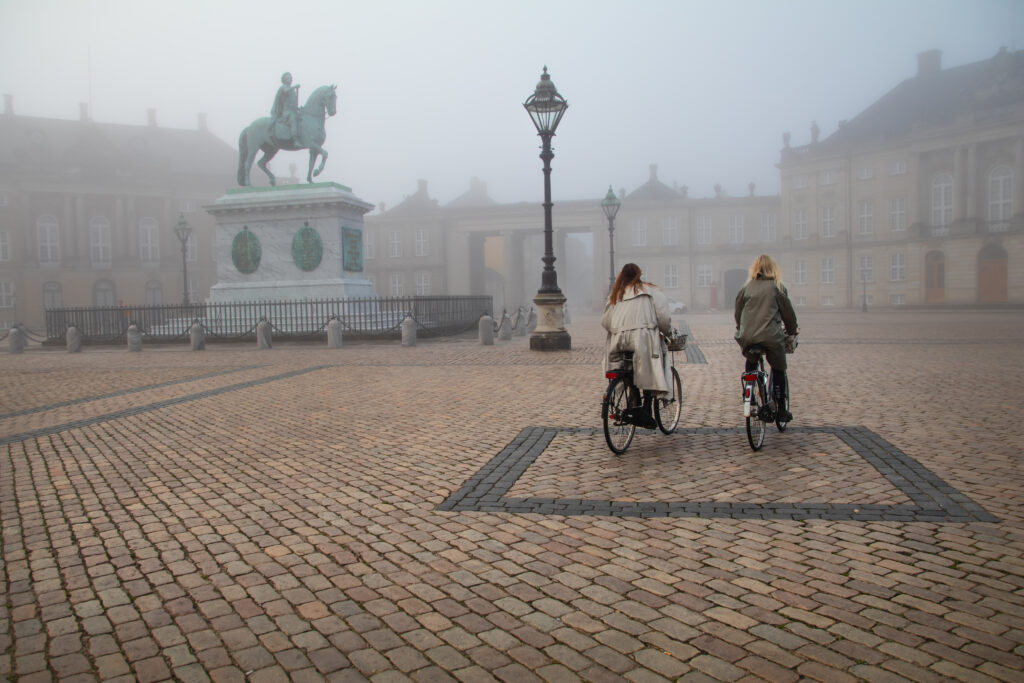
[2,309,1023,682]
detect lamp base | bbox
[529,291,571,351]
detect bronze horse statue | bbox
[237,84,338,186]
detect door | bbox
[977,244,1007,303]
[925,251,945,303]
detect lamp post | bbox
[523,66,570,351]
[174,213,192,305]
[861,264,868,312]
[600,186,621,294]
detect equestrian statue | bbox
[237,72,338,186]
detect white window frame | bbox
[388,231,402,258]
[792,175,807,190]
[661,217,678,246]
[819,169,836,186]
[696,264,712,288]
[664,264,678,288]
[890,160,907,175]
[695,215,711,245]
[90,216,112,267]
[793,208,808,240]
[729,215,744,244]
[632,219,647,246]
[364,233,375,260]
[415,229,430,257]
[859,255,873,283]
[185,233,197,262]
[858,165,874,180]
[793,259,806,285]
[145,280,163,306]
[179,198,197,213]
[0,282,13,308]
[821,206,836,238]
[93,280,116,307]
[43,281,62,310]
[36,215,60,263]
[889,198,906,232]
[931,173,953,233]
[821,295,835,307]
[988,166,1013,232]
[761,213,776,242]
[891,252,906,282]
[857,201,874,235]
[890,294,905,306]
[139,217,160,263]
[389,272,404,296]
[0,230,8,261]
[415,271,430,295]
[793,296,806,306]
[821,257,835,285]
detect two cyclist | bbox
[734,254,799,422]
[602,263,674,429]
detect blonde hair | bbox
[748,254,784,289]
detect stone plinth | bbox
[205,183,376,303]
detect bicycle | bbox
[740,346,790,451]
[602,331,685,454]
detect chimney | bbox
[147,108,157,127]
[197,112,207,131]
[3,94,12,116]
[917,49,942,77]
[649,164,658,182]
[417,179,428,195]
[79,102,89,121]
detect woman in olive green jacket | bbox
[734,254,799,421]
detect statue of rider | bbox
[271,72,301,146]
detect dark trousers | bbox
[744,356,787,402]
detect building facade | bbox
[0,97,236,332]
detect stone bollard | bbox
[478,315,494,345]
[527,308,537,333]
[189,322,206,351]
[401,316,417,347]
[257,320,272,349]
[126,324,142,352]
[8,326,26,354]
[498,314,513,341]
[327,318,343,348]
[66,326,82,353]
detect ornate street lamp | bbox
[600,186,621,294]
[174,213,192,305]
[524,66,570,350]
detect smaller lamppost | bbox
[861,264,868,312]
[600,186,621,294]
[174,213,192,305]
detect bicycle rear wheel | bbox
[745,380,767,451]
[655,366,683,434]
[603,377,639,454]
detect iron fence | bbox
[44,296,493,345]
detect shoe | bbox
[777,407,793,422]
[635,412,658,430]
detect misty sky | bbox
[1,0,1020,210]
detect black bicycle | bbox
[740,347,790,451]
[602,332,685,454]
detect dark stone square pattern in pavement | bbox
[439,425,999,522]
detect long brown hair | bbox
[747,254,785,290]
[608,263,653,305]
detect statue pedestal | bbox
[205,182,375,303]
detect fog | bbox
[1,0,1019,208]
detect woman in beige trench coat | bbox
[602,264,673,427]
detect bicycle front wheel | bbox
[655,366,683,434]
[746,381,767,451]
[603,377,638,454]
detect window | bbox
[661,217,678,246]
[93,280,116,307]
[415,271,430,295]
[819,169,836,186]
[792,208,808,240]
[36,215,60,263]
[890,294,905,305]
[931,173,953,233]
[857,201,874,235]
[389,272,404,295]
[145,281,163,305]
[793,296,806,306]
[388,231,402,258]
[415,229,430,257]
[43,282,62,309]
[696,265,713,288]
[89,216,112,266]
[793,259,806,285]
[858,165,874,180]
[859,255,873,282]
[365,234,375,260]
[664,264,678,288]
[139,217,160,262]
[179,198,196,213]
[792,175,807,190]
[889,198,906,232]
[821,295,835,306]
[821,206,836,238]
[989,166,1013,232]
[695,215,711,245]
[890,160,907,175]
[761,214,776,242]
[632,219,647,246]
[891,252,906,281]
[185,233,197,262]
[821,257,835,284]
[0,282,12,308]
[729,215,744,244]
[0,231,8,261]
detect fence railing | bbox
[43,296,493,345]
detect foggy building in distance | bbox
[0,98,235,332]
[367,48,1023,312]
